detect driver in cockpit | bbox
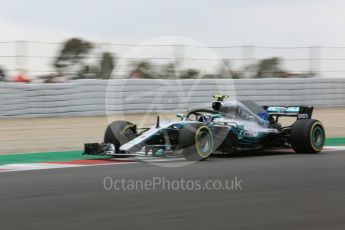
[198,114,212,123]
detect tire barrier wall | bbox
[0,78,344,118]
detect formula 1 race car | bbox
[84,94,325,161]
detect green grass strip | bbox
[0,150,111,165]
[0,137,344,166]
[325,137,345,146]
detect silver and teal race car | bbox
[84,94,325,161]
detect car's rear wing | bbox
[262,106,314,120]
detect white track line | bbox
[0,162,138,173]
[1,146,344,173]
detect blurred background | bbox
[1,0,345,81]
[0,40,341,81]
[1,40,343,82]
[1,0,345,154]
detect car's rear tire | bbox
[179,124,214,161]
[290,119,325,153]
[104,121,137,153]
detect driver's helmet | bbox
[199,115,212,123]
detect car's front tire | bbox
[179,124,214,161]
[290,119,325,153]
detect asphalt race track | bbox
[1,150,345,230]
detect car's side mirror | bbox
[176,113,185,120]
